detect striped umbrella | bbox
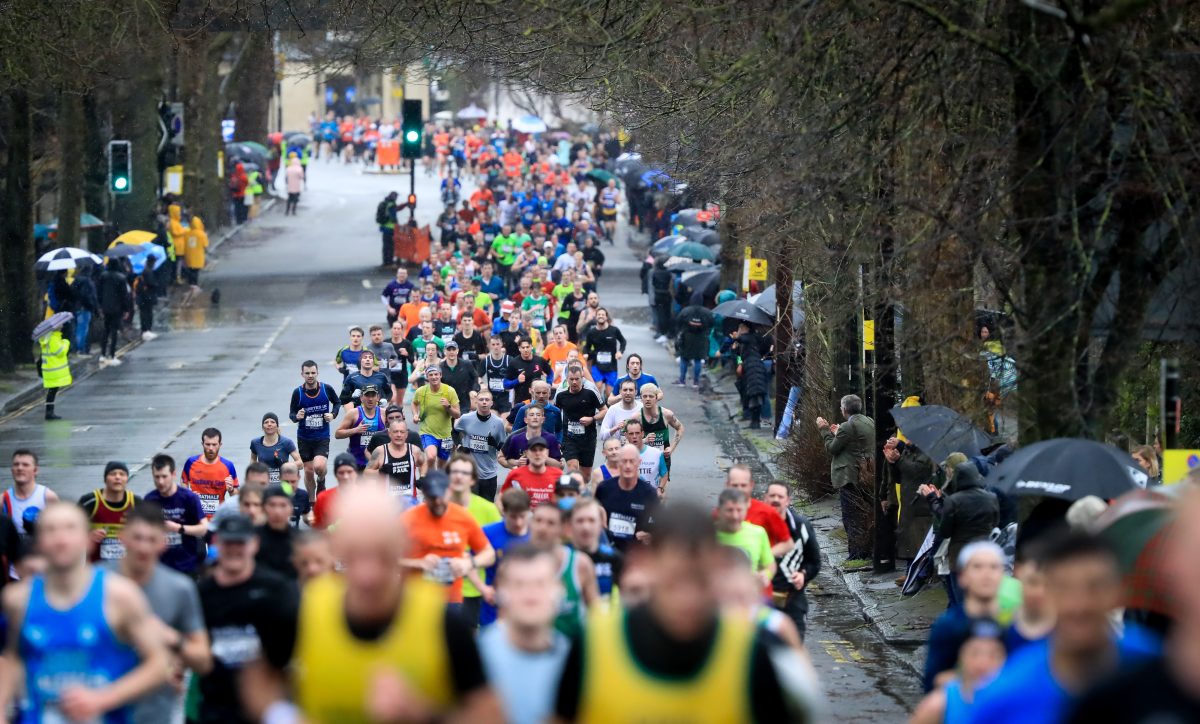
[34,247,103,272]
[31,311,74,340]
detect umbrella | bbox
[112,230,157,246]
[675,208,706,228]
[585,168,616,186]
[901,527,937,596]
[753,282,805,329]
[48,212,105,230]
[581,122,600,133]
[888,404,993,465]
[284,132,312,147]
[238,141,270,156]
[1094,489,1176,571]
[34,247,103,272]
[105,242,146,258]
[127,242,167,274]
[512,115,548,133]
[456,104,488,120]
[433,110,453,121]
[712,298,774,327]
[671,261,719,274]
[664,255,699,268]
[650,234,688,257]
[639,169,672,191]
[694,229,721,248]
[668,241,716,262]
[225,142,266,168]
[31,312,74,341]
[991,438,1149,501]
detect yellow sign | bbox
[748,258,768,281]
[1163,449,1200,485]
[863,319,875,351]
[164,165,184,195]
[391,87,404,98]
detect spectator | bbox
[97,258,131,366]
[817,394,876,567]
[70,266,99,356]
[883,438,935,565]
[921,460,999,606]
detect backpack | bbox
[376,200,390,225]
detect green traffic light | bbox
[405,129,420,143]
[113,177,129,191]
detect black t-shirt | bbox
[453,331,487,362]
[198,568,298,724]
[498,328,523,356]
[387,339,413,378]
[554,606,788,723]
[507,354,551,404]
[434,319,458,344]
[593,478,658,552]
[555,387,604,438]
[1068,657,1200,723]
[440,361,478,407]
[0,514,24,591]
[255,524,297,580]
[581,325,626,372]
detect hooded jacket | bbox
[168,204,188,255]
[934,461,999,570]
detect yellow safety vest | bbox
[578,609,755,723]
[294,575,454,723]
[39,331,72,388]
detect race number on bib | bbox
[305,415,324,429]
[470,436,489,452]
[608,514,636,537]
[567,421,586,436]
[489,377,505,392]
[596,351,613,364]
[99,537,126,560]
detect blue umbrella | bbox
[128,242,167,274]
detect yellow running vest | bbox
[294,575,454,722]
[578,609,755,723]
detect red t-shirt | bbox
[312,488,339,530]
[500,466,561,508]
[746,499,791,546]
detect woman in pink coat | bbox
[285,156,304,215]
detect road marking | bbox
[361,279,373,288]
[818,640,863,663]
[127,316,293,478]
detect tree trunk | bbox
[0,89,39,370]
[56,90,86,250]
[232,31,274,143]
[82,93,109,247]
[110,44,167,235]
[180,31,229,227]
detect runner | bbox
[334,383,384,470]
[248,412,301,484]
[412,365,462,470]
[623,420,668,493]
[309,454,359,529]
[500,437,561,508]
[365,418,426,502]
[440,342,479,411]
[478,545,572,724]
[79,461,141,562]
[0,502,169,723]
[386,320,413,405]
[612,353,659,404]
[455,389,508,501]
[580,307,625,399]
[143,453,208,576]
[181,427,239,519]
[555,365,607,482]
[590,437,624,486]
[599,378,641,443]
[333,325,366,379]
[480,336,516,420]
[290,530,334,586]
[338,349,390,412]
[529,502,599,639]
[381,266,415,325]
[367,403,426,453]
[765,481,821,641]
[511,380,564,440]
[254,485,298,579]
[724,464,792,553]
[288,361,340,497]
[542,325,578,382]
[567,497,623,602]
[196,513,298,724]
[5,448,60,542]
[638,383,685,470]
[400,471,496,607]
[594,445,659,552]
[714,488,776,588]
[446,454,503,626]
[454,314,488,363]
[500,405,565,470]
[597,178,621,241]
[114,502,213,723]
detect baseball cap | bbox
[527,435,549,450]
[384,404,405,418]
[444,340,459,350]
[214,513,256,542]
[333,453,358,472]
[501,301,515,314]
[555,474,581,494]
[361,384,381,396]
[421,470,451,498]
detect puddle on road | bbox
[164,302,267,330]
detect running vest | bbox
[577,610,755,723]
[295,576,453,720]
[640,408,670,450]
[554,547,585,639]
[348,406,383,466]
[584,544,619,599]
[296,383,333,440]
[3,484,48,539]
[383,444,419,501]
[600,188,617,209]
[20,568,138,724]
[483,355,512,406]
[87,490,135,562]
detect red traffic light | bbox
[407,194,417,206]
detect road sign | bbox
[748,258,768,281]
[1164,449,1200,484]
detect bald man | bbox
[0,502,170,722]
[593,444,661,552]
[250,486,504,722]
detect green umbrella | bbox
[669,241,716,262]
[48,212,105,230]
[236,140,271,156]
[586,168,616,186]
[1094,488,1175,572]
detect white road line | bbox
[127,316,293,478]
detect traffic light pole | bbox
[409,161,416,223]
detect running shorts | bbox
[561,433,598,468]
[297,438,330,462]
[421,434,455,460]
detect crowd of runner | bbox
[0,128,823,723]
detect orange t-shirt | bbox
[401,502,489,603]
[398,302,425,335]
[543,341,578,379]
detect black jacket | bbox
[931,462,999,570]
[98,269,131,315]
[772,509,821,611]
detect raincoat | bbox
[286,158,304,194]
[185,217,208,270]
[168,204,188,257]
[39,330,72,389]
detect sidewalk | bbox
[0,199,277,421]
[704,364,943,678]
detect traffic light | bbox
[401,99,423,159]
[108,140,132,194]
[407,193,417,207]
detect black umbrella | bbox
[713,298,774,327]
[754,283,805,329]
[888,404,992,465]
[990,438,1149,502]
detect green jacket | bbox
[820,414,875,489]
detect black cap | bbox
[384,404,406,417]
[333,453,358,472]
[444,340,459,350]
[262,412,279,425]
[555,474,581,493]
[526,435,549,450]
[361,384,381,396]
[214,513,256,542]
[421,470,451,498]
[104,461,129,477]
[262,484,290,503]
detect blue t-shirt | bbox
[145,487,207,573]
[477,276,505,315]
[383,280,415,308]
[510,403,563,440]
[479,521,532,626]
[616,373,659,394]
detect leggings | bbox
[102,312,122,357]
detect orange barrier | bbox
[377,140,400,169]
[394,224,432,264]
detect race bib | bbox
[305,415,324,429]
[165,531,183,547]
[567,421,585,436]
[596,351,613,364]
[470,436,489,452]
[199,494,220,515]
[609,514,636,537]
[426,558,457,585]
[441,438,454,451]
[488,377,505,392]
[99,537,126,560]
